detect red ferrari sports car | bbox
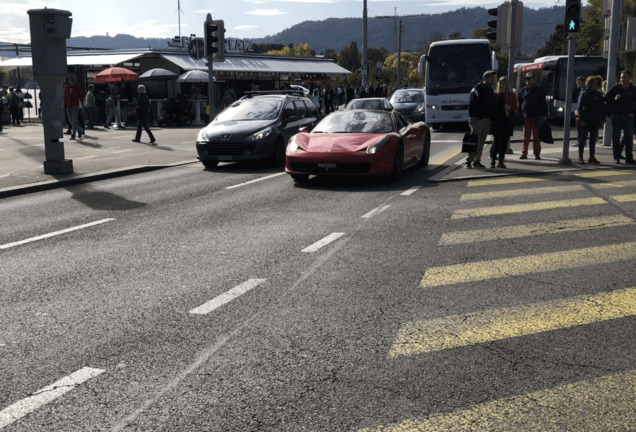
[285,109,430,181]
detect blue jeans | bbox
[578,122,600,157]
[66,105,81,137]
[611,114,633,160]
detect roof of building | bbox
[0,49,351,75]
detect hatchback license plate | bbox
[218,156,235,161]
[318,163,337,168]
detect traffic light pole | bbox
[560,34,575,165]
[205,13,216,120]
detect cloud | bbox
[245,9,287,16]
[235,25,259,31]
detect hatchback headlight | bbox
[196,129,209,143]
[426,104,438,110]
[247,127,273,141]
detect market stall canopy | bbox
[138,68,178,81]
[94,66,138,82]
[176,70,211,83]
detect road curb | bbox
[0,160,198,199]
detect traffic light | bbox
[565,0,581,32]
[204,19,225,61]
[486,3,511,46]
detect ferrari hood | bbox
[295,133,390,152]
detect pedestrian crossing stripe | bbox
[612,193,636,203]
[574,169,634,178]
[420,242,636,288]
[389,286,636,357]
[357,368,636,431]
[451,197,606,219]
[467,176,550,187]
[438,215,634,245]
[460,184,585,201]
[590,179,636,189]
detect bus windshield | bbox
[426,43,492,95]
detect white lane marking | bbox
[361,205,390,219]
[225,172,286,189]
[0,367,105,429]
[75,155,97,160]
[0,174,11,179]
[302,232,346,253]
[432,140,460,143]
[189,278,267,315]
[0,218,115,250]
[111,150,133,154]
[401,186,422,196]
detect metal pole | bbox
[507,0,518,85]
[560,34,576,165]
[603,0,622,146]
[396,20,402,89]
[362,0,368,90]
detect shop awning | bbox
[0,52,144,68]
[161,54,351,75]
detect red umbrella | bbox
[94,66,138,82]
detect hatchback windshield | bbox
[215,99,282,121]
[313,111,394,134]
[390,90,424,103]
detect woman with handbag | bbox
[490,76,517,168]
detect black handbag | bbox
[507,111,525,128]
[461,133,478,153]
[539,121,554,144]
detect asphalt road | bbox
[1,131,635,431]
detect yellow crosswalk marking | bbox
[590,178,636,189]
[421,242,636,287]
[389,287,636,357]
[451,197,606,219]
[460,184,585,201]
[358,368,636,431]
[467,176,549,187]
[438,215,634,245]
[574,169,634,178]
[612,193,636,203]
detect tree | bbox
[266,43,314,56]
[448,32,463,40]
[338,42,361,72]
[536,24,568,57]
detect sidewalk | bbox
[0,122,200,198]
[430,127,636,182]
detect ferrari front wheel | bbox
[391,143,404,180]
[418,133,431,167]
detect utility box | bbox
[28,8,73,174]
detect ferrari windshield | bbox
[313,111,394,134]
[215,98,282,121]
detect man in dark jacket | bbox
[517,72,548,160]
[467,70,497,168]
[604,70,636,164]
[132,85,156,144]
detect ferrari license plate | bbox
[318,163,337,168]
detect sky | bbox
[2,0,566,45]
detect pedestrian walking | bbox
[9,87,21,126]
[104,85,123,129]
[62,75,84,139]
[466,70,497,168]
[604,70,636,164]
[576,75,604,164]
[84,84,97,129]
[490,76,517,168]
[132,85,156,144]
[518,72,548,160]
